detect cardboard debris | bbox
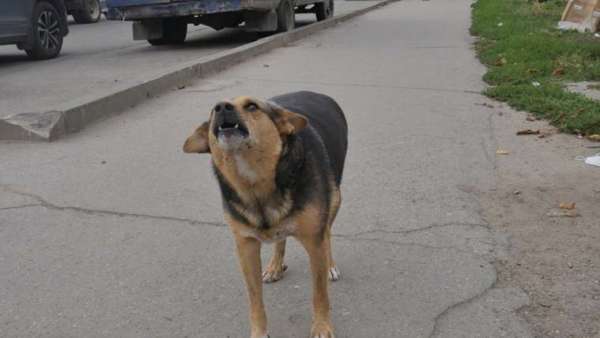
[559,0,600,33]
[559,202,576,210]
[587,134,600,142]
[496,149,510,155]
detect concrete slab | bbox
[1,206,497,338]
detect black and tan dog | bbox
[183,91,347,338]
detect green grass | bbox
[471,0,600,134]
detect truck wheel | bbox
[316,0,334,21]
[72,0,101,24]
[148,19,187,45]
[25,1,64,60]
[276,0,295,32]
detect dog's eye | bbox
[245,103,258,112]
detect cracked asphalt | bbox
[0,0,532,337]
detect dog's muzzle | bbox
[213,102,249,139]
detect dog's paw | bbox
[311,321,335,338]
[328,266,341,282]
[262,263,287,283]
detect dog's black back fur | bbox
[270,91,348,186]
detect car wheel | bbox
[73,0,102,24]
[276,0,295,32]
[148,19,187,46]
[316,0,334,21]
[25,1,64,60]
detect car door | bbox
[0,0,34,41]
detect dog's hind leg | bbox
[326,188,341,282]
[262,239,288,283]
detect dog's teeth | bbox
[218,126,223,131]
[234,123,239,129]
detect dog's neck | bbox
[212,146,280,203]
[213,136,305,229]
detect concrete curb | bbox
[0,0,397,142]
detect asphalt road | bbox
[0,0,533,337]
[0,1,375,119]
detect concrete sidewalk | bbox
[0,0,532,337]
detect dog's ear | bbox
[183,122,211,154]
[269,103,307,135]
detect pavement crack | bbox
[1,185,225,228]
[0,204,42,211]
[428,278,497,338]
[341,222,490,238]
[332,234,476,254]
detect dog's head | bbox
[183,96,307,156]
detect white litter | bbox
[578,153,600,167]
[585,153,600,167]
[532,81,541,87]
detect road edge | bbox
[0,0,397,142]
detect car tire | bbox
[316,0,334,21]
[25,1,64,60]
[72,0,102,24]
[276,0,295,32]
[148,19,187,46]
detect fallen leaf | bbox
[496,149,510,155]
[559,202,576,210]
[517,129,540,135]
[546,209,579,217]
[587,134,600,142]
[552,67,565,76]
[526,116,536,121]
[495,57,507,66]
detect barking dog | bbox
[183,91,348,338]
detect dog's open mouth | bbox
[216,120,249,138]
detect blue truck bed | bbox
[105,0,245,20]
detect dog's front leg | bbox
[297,234,335,338]
[234,232,268,338]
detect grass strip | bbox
[471,0,600,134]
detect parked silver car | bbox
[0,0,69,59]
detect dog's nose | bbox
[214,102,235,114]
